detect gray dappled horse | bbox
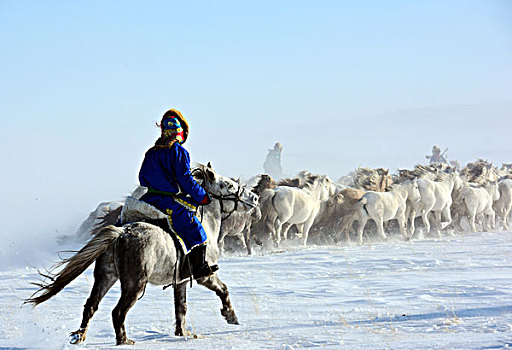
[26,163,258,346]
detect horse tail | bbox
[25,225,122,306]
[357,197,368,210]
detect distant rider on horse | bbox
[426,145,448,164]
[138,108,218,280]
[263,142,283,179]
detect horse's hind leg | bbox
[112,279,147,345]
[174,282,189,336]
[70,255,118,345]
[198,274,239,325]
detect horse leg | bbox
[504,205,511,230]
[433,211,442,237]
[173,282,190,336]
[397,215,409,241]
[408,208,416,238]
[266,214,279,246]
[112,279,147,345]
[301,218,315,247]
[236,232,247,249]
[345,217,354,244]
[70,256,117,345]
[218,230,229,255]
[281,222,293,241]
[357,211,368,245]
[397,207,409,240]
[243,223,252,255]
[483,207,495,231]
[441,206,453,236]
[489,209,496,231]
[421,210,431,236]
[197,274,239,325]
[468,210,477,233]
[376,217,387,240]
[274,219,285,246]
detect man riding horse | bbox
[138,108,218,280]
[426,145,448,164]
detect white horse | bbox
[494,178,512,230]
[26,163,258,345]
[458,181,500,232]
[218,204,262,255]
[260,175,336,246]
[356,179,420,244]
[407,172,464,237]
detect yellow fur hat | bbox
[160,109,190,144]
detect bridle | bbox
[192,167,257,221]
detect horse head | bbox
[195,163,259,215]
[485,180,500,201]
[313,175,336,202]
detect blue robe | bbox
[139,143,208,251]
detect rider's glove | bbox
[199,193,211,205]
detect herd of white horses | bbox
[76,159,512,256]
[218,159,512,254]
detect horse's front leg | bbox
[408,208,416,238]
[217,230,229,256]
[173,283,190,336]
[197,274,239,325]
[243,223,252,255]
[301,218,316,247]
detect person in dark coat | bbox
[138,108,217,280]
[263,142,283,179]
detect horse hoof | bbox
[175,329,192,337]
[69,329,86,344]
[227,316,239,325]
[117,338,135,345]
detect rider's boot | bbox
[186,244,219,280]
[151,219,218,280]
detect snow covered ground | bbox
[1,231,511,349]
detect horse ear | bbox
[205,168,215,181]
[236,177,241,185]
[207,161,213,169]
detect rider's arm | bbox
[171,144,209,204]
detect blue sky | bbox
[1,1,511,253]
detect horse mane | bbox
[397,169,417,181]
[500,174,512,181]
[278,177,305,188]
[191,163,210,182]
[252,174,277,195]
[397,164,449,182]
[462,159,496,185]
[278,171,318,189]
[351,167,392,192]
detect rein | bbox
[191,167,255,222]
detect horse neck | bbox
[484,183,498,199]
[201,199,222,241]
[309,182,328,202]
[390,182,409,199]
